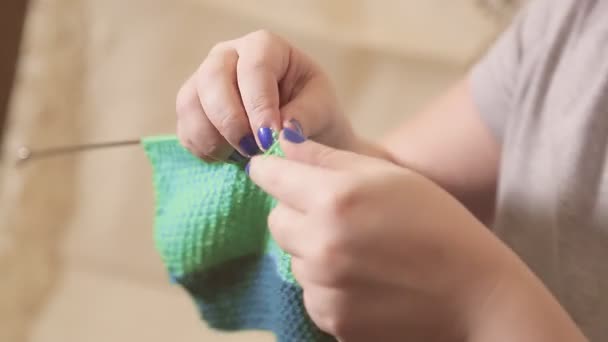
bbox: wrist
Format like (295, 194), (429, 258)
(468, 252), (587, 342)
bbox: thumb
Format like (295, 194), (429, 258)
(278, 127), (362, 170)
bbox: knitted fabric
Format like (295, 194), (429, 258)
(142, 135), (334, 342)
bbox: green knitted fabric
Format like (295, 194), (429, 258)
(142, 135), (333, 342)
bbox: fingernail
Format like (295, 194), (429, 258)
(239, 134), (260, 156)
(283, 127), (306, 144)
(245, 162), (251, 175)
(289, 119), (304, 135)
(257, 127), (274, 150)
(228, 150), (248, 163)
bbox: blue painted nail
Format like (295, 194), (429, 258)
(258, 127), (274, 150)
(289, 119), (304, 135)
(283, 127), (306, 144)
(245, 162), (251, 175)
(239, 134), (260, 156)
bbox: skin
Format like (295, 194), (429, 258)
(175, 30), (588, 341)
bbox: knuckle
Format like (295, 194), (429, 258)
(182, 138), (205, 159)
(197, 60), (225, 85)
(240, 30), (281, 69)
(197, 145), (223, 161)
(322, 181), (360, 218)
(315, 234), (345, 268)
(248, 29), (277, 46)
(242, 52), (269, 72)
(190, 132), (225, 160)
(175, 82), (196, 117)
(208, 41), (231, 55)
(317, 240), (353, 286)
(200, 139), (224, 156)
(216, 110), (244, 137)
(196, 86), (226, 114)
(199, 43), (236, 85)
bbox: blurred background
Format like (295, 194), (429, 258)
(0, 1), (518, 341)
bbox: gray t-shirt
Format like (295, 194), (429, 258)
(471, 0), (608, 339)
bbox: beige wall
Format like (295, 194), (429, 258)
(0, 1), (511, 341)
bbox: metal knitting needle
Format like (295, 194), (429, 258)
(15, 138), (240, 166)
(15, 139), (141, 165)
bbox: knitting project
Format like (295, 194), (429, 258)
(142, 135), (334, 342)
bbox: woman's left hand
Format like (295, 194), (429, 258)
(247, 127), (519, 342)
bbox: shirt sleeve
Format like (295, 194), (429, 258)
(469, 0), (549, 141)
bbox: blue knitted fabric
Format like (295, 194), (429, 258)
(142, 135), (335, 342)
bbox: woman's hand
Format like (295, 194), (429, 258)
(175, 30), (354, 162)
(247, 127), (571, 342)
(247, 127), (514, 341)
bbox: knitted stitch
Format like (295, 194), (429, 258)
(142, 135), (334, 342)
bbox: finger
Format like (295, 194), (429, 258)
(267, 203), (318, 257)
(289, 257), (307, 286)
(197, 45), (260, 157)
(278, 129), (364, 170)
(236, 31), (289, 150)
(248, 155), (336, 212)
(303, 285), (405, 341)
(279, 74), (334, 141)
(300, 285), (352, 337)
(290, 253), (353, 289)
(176, 74), (233, 161)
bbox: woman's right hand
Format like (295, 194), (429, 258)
(175, 30), (355, 162)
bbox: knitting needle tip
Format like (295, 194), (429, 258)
(16, 146), (31, 160)
(15, 146), (32, 165)
(13, 139), (142, 167)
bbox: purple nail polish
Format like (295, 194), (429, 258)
(258, 127), (274, 150)
(245, 162), (251, 175)
(289, 119), (304, 135)
(283, 127), (306, 144)
(239, 134), (260, 156)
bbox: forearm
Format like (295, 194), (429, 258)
(469, 255), (587, 342)
(344, 79), (499, 224)
(348, 137), (585, 342)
